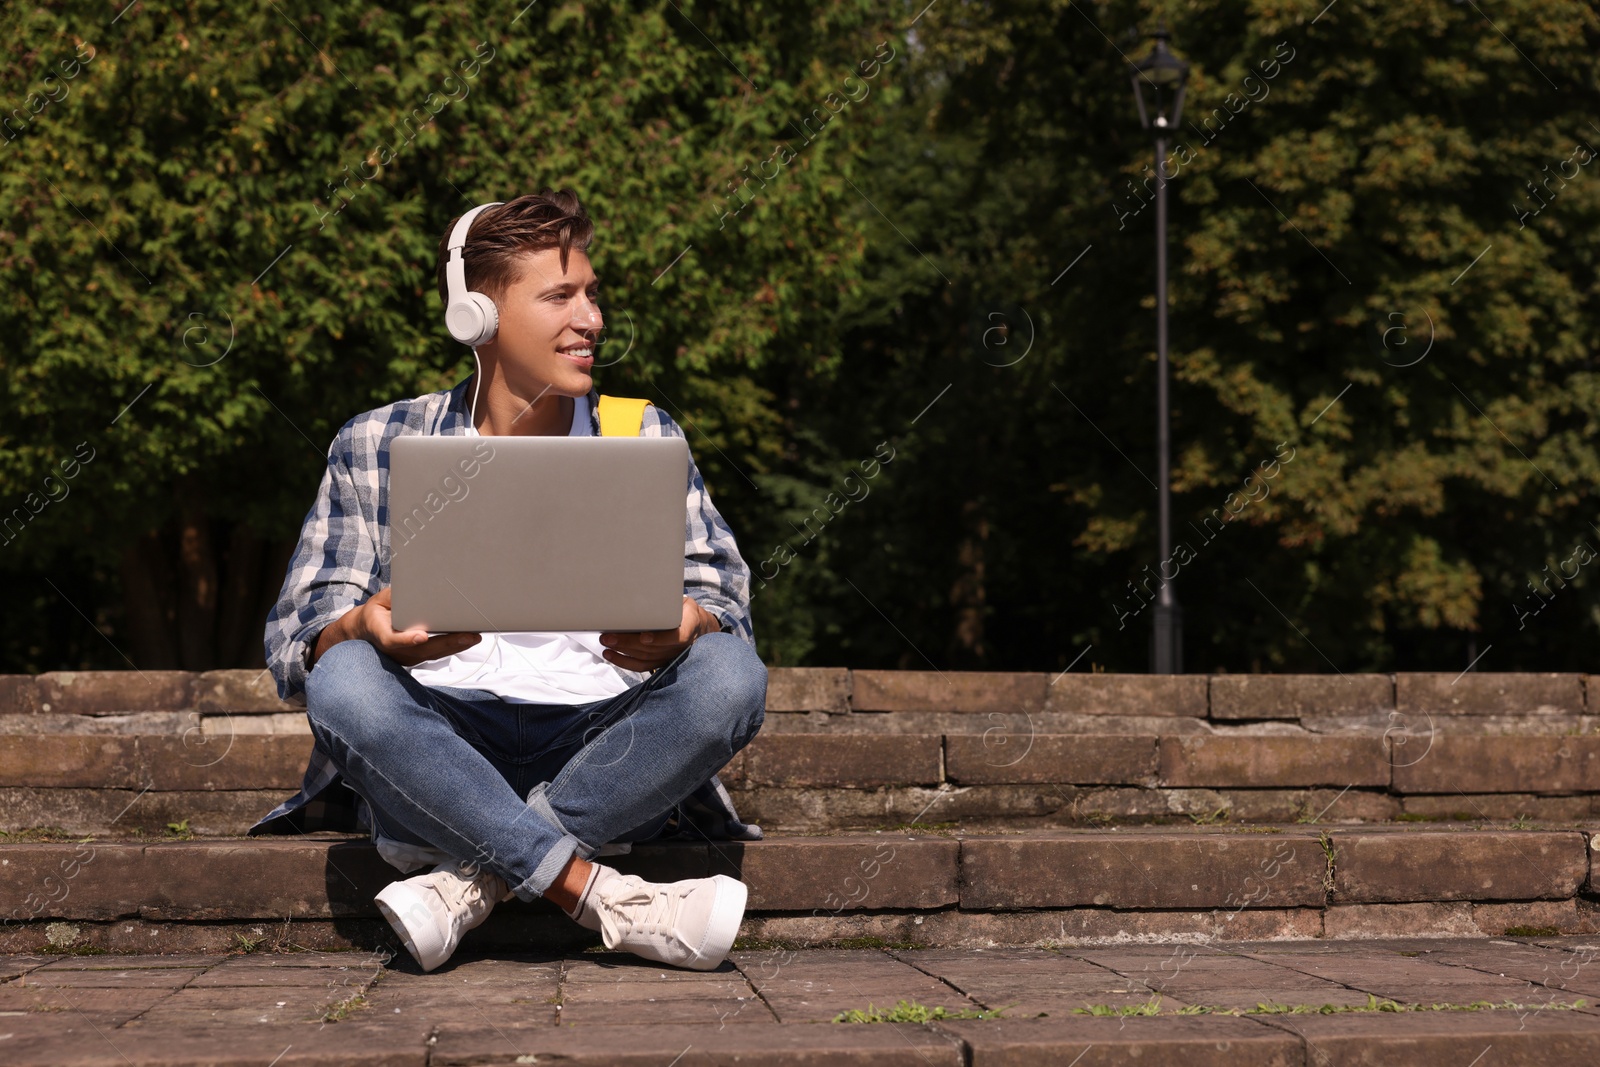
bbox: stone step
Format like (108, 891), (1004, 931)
(2, 827), (1596, 955)
(3, 731), (1600, 836)
(2, 670), (1593, 739)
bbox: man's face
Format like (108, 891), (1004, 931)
(486, 247), (602, 398)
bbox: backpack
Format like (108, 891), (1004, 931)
(596, 395), (651, 437)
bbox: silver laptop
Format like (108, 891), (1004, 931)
(387, 435), (689, 633)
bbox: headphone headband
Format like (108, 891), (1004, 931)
(448, 200), (503, 252)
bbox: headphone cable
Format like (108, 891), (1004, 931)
(452, 345), (501, 687)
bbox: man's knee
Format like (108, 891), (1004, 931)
(688, 631), (766, 750)
(304, 638), (390, 739)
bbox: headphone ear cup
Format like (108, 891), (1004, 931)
(446, 291), (499, 346)
(467, 292), (499, 346)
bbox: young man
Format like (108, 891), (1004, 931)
(254, 190), (766, 973)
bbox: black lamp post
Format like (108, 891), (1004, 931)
(1130, 23), (1189, 674)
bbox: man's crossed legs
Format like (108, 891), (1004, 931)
(304, 631), (767, 971)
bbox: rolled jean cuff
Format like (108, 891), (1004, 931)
(514, 782), (597, 901)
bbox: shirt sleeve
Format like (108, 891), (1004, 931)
(646, 406), (755, 646)
(262, 433), (383, 704)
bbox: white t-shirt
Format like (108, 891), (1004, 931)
(404, 393), (648, 704)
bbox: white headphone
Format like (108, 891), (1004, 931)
(444, 201), (504, 347)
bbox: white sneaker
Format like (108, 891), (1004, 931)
(571, 865), (746, 971)
(374, 861), (510, 972)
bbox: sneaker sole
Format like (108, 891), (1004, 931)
(687, 875), (748, 971)
(374, 882), (443, 973)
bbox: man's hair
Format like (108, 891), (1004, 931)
(435, 189), (595, 307)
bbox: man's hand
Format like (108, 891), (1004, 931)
(599, 596), (719, 672)
(311, 587), (481, 668)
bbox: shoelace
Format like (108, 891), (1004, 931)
(595, 878), (686, 948)
(437, 869), (501, 917)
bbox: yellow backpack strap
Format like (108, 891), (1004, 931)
(597, 394), (651, 437)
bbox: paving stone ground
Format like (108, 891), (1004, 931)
(5, 938), (1600, 1064)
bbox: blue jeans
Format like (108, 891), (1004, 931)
(303, 631), (767, 901)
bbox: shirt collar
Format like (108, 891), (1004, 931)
(437, 375), (600, 436)
(437, 375), (474, 435)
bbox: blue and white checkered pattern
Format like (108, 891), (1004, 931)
(252, 375), (756, 837)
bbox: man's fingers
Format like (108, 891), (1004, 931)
(407, 632), (482, 659)
(603, 635), (661, 658)
(600, 639), (650, 661)
(603, 648), (667, 671)
(602, 629), (678, 650)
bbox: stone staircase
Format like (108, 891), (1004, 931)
(2, 669), (1597, 954)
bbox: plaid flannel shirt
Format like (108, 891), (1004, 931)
(249, 375), (757, 839)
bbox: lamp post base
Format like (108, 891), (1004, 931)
(1151, 603), (1184, 674)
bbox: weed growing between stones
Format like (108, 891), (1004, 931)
(1318, 832), (1336, 893)
(320, 970), (383, 1023)
(823, 936), (923, 950)
(1075, 995), (1164, 1017)
(0, 827), (90, 842)
(320, 992), (369, 1023)
(883, 825), (953, 838)
(834, 999), (1012, 1023)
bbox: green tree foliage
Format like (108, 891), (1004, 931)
(773, 0), (1600, 673)
(0, 0), (897, 668)
(3, 0), (1598, 674)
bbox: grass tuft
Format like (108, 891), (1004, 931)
(1074, 995), (1164, 1017)
(0, 827), (94, 843)
(834, 999), (1009, 1023)
(878, 820), (960, 835)
(320, 993), (368, 1023)
(231, 932), (264, 955)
